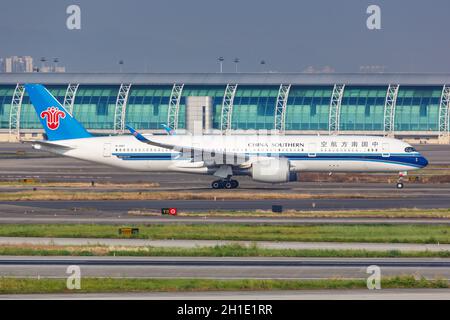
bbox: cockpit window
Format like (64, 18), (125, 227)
(404, 147), (416, 153)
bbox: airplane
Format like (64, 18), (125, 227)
(24, 84), (429, 189)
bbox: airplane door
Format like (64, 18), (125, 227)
(307, 142), (317, 157)
(382, 143), (390, 157)
(103, 143), (111, 157)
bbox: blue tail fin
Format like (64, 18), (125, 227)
(161, 124), (176, 135)
(25, 84), (92, 141)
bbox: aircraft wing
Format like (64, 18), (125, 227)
(126, 125), (250, 167)
(24, 140), (73, 150)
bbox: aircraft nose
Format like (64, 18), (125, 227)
(419, 154), (428, 168)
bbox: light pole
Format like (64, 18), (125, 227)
(40, 57), (46, 72)
(119, 60), (124, 73)
(217, 56), (224, 73)
(260, 60), (266, 72)
(233, 57), (240, 73)
(53, 58), (59, 72)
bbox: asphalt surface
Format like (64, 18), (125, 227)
(2, 289), (449, 300)
(1, 237), (449, 252)
(0, 256), (449, 280)
(1, 214), (450, 225)
(1, 197), (450, 215)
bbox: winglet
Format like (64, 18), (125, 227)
(126, 125), (150, 143)
(161, 124), (176, 135)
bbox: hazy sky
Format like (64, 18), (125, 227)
(1, 0), (449, 73)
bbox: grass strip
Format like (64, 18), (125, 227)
(0, 224), (449, 243)
(130, 208), (450, 219)
(0, 181), (159, 188)
(0, 244), (449, 258)
(0, 190), (405, 201)
(0, 276), (448, 294)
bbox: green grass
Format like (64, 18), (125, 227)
(0, 224), (449, 243)
(0, 276), (448, 294)
(0, 189), (403, 201)
(0, 244), (449, 258)
(175, 208), (450, 218)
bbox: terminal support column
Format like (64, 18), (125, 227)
(63, 83), (79, 116)
(438, 84), (450, 139)
(220, 84), (238, 134)
(274, 84), (291, 134)
(113, 83), (132, 134)
(167, 83), (184, 131)
(8, 83), (25, 140)
(328, 84), (345, 135)
(383, 84), (399, 137)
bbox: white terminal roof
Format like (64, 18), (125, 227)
(1, 72), (450, 85)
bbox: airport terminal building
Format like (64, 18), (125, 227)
(0, 73), (450, 143)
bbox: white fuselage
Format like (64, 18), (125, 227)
(33, 134), (428, 178)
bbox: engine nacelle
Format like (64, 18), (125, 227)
(251, 158), (297, 183)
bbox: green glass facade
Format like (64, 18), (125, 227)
(71, 85), (117, 129)
(395, 87), (441, 131)
(340, 86), (387, 131)
(286, 86), (332, 130)
(126, 86), (172, 129)
(231, 85), (279, 130)
(0, 84), (445, 133)
(0, 86), (14, 129)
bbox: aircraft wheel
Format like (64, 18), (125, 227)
(231, 180), (239, 189)
(396, 182), (404, 189)
(211, 181), (222, 189)
(224, 181), (233, 189)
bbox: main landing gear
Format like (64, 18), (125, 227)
(211, 179), (239, 189)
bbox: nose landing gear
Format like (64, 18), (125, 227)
(396, 171), (407, 189)
(211, 179), (239, 189)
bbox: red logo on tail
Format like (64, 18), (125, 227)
(40, 106), (66, 130)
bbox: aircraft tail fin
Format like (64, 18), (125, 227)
(161, 124), (176, 135)
(24, 84), (92, 141)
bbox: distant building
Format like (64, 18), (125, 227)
(303, 65), (336, 73)
(38, 65), (66, 73)
(0, 56), (66, 73)
(0, 56), (33, 73)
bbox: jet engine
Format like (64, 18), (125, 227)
(250, 158), (297, 183)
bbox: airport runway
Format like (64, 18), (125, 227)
(3, 289), (449, 300)
(0, 256), (449, 280)
(1, 196), (450, 215)
(1, 209), (450, 225)
(0, 215), (450, 225)
(1, 237), (449, 252)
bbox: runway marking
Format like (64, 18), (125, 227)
(1, 257), (450, 268)
(2, 289), (450, 300)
